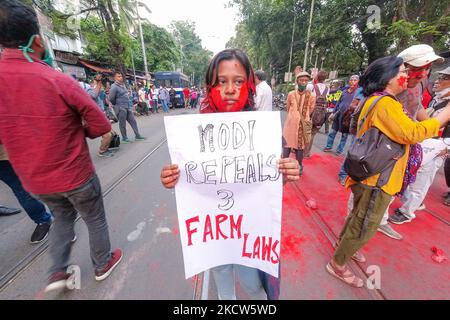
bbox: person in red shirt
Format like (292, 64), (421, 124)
(0, 0), (122, 292)
(183, 86), (190, 108)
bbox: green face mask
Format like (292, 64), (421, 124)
(298, 84), (307, 91)
(19, 34), (53, 67)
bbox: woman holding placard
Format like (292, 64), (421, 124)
(161, 49), (300, 300)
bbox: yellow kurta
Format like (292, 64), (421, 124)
(346, 95), (440, 195)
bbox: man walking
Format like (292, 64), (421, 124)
(109, 71), (146, 143)
(0, 0), (122, 291)
(159, 85), (170, 113)
(85, 74), (114, 157)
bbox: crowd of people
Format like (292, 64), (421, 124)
(1, 0), (449, 300)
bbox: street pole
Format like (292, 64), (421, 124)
(288, 1), (297, 79)
(180, 45), (184, 73)
(130, 50), (137, 84)
(135, 1), (149, 79)
(303, 0), (315, 71)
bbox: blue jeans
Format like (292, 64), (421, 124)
(0, 160), (52, 224)
(338, 134), (356, 180)
(161, 100), (169, 113)
(326, 130), (348, 154)
(211, 264), (267, 300)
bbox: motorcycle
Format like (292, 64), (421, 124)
(273, 93), (286, 111)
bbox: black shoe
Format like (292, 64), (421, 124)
(388, 209), (412, 225)
(30, 222), (51, 244)
(0, 206), (22, 216)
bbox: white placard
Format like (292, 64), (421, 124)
(164, 111), (283, 279)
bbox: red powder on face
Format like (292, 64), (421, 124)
(408, 70), (427, 79)
(397, 76), (408, 88)
(211, 82), (249, 112)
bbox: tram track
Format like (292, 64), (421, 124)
(0, 139), (169, 292)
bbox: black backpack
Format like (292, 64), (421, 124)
(343, 95), (405, 187)
(311, 85), (329, 127)
(109, 131), (121, 150)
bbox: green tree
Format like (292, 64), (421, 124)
(131, 23), (181, 72)
(170, 20), (213, 86)
(229, 0), (450, 84)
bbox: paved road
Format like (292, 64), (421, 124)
(1, 109), (448, 299)
(0, 108), (198, 299)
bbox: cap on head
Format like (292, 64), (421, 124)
(438, 66), (450, 76)
(398, 44), (444, 67)
(296, 71), (311, 80)
(349, 75), (360, 81)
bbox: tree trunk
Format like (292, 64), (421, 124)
(98, 1), (126, 78)
(397, 0), (408, 21)
(356, 19), (389, 63)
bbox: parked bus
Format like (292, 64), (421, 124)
(154, 71), (190, 108)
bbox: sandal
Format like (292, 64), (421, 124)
(351, 250), (367, 263)
(444, 197), (450, 207)
(333, 242), (367, 263)
(326, 261), (364, 288)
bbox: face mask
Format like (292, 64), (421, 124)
(298, 84), (307, 91)
(210, 82), (249, 112)
(19, 34), (53, 67)
(41, 49), (54, 66)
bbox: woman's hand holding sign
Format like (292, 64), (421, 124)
(277, 158), (300, 183)
(160, 157), (300, 189)
(161, 164), (180, 189)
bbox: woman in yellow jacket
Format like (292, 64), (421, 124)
(327, 56), (450, 287)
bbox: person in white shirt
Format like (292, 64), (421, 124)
(254, 70), (273, 111)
